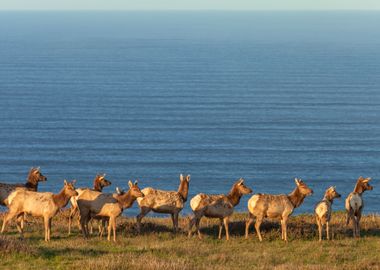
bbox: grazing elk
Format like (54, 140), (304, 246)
(315, 186), (341, 241)
(68, 174), (111, 235)
(245, 178), (313, 242)
(0, 167), (47, 206)
(188, 178), (252, 241)
(345, 176), (373, 237)
(77, 180), (144, 241)
(136, 174), (190, 233)
(1, 180), (77, 241)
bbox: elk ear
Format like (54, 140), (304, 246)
(294, 178), (300, 185)
(363, 178), (371, 183)
(134, 180), (138, 186)
(64, 179), (68, 185)
(237, 178), (244, 185)
(180, 174), (184, 181)
(128, 180), (133, 189)
(186, 175), (191, 182)
(116, 187), (122, 194)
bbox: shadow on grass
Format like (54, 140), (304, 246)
(38, 246), (106, 259)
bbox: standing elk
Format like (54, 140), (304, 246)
(77, 180), (144, 241)
(136, 174), (190, 232)
(68, 174), (111, 235)
(345, 176), (373, 237)
(315, 186), (341, 241)
(1, 180), (77, 241)
(245, 178), (313, 242)
(0, 167), (47, 206)
(188, 178), (252, 241)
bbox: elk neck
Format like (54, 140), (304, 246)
(287, 186), (306, 208)
(116, 190), (137, 209)
(24, 172), (40, 191)
(177, 180), (189, 202)
(52, 188), (72, 209)
(227, 185), (243, 207)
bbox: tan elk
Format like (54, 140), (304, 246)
(68, 174), (111, 235)
(315, 186), (341, 241)
(1, 180), (77, 241)
(188, 178), (252, 241)
(345, 176), (373, 237)
(136, 174), (190, 232)
(0, 167), (47, 206)
(245, 178), (313, 242)
(77, 180), (144, 241)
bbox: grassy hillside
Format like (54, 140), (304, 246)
(0, 211), (379, 269)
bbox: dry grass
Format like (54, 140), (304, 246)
(0, 210), (379, 269)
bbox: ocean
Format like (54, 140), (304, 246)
(0, 11), (379, 215)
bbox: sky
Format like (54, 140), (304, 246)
(0, 0), (379, 11)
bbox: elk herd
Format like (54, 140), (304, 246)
(0, 167), (375, 242)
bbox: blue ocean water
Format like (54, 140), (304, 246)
(0, 11), (379, 215)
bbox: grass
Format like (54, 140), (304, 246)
(0, 210), (379, 269)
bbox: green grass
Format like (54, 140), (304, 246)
(0, 211), (379, 269)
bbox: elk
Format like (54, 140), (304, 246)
(245, 178), (313, 242)
(1, 180), (77, 241)
(0, 167), (47, 206)
(77, 180), (144, 241)
(345, 176), (373, 237)
(68, 174), (111, 235)
(188, 178), (252, 241)
(315, 186), (341, 241)
(136, 174), (190, 233)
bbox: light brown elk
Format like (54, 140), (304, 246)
(77, 180), (144, 241)
(188, 178), (252, 241)
(1, 180), (77, 241)
(315, 186), (341, 241)
(245, 178), (313, 242)
(136, 174), (190, 232)
(345, 176), (373, 237)
(0, 167), (47, 206)
(68, 174), (111, 235)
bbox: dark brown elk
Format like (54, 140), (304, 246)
(0, 167), (47, 206)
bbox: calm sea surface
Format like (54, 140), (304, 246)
(0, 11), (379, 215)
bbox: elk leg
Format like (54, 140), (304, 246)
(136, 207), (150, 233)
(188, 216), (196, 238)
(316, 217), (322, 241)
(1, 210), (18, 234)
(89, 218), (94, 235)
(16, 213), (25, 238)
(223, 217), (230, 241)
(44, 216), (49, 242)
(282, 216), (288, 242)
(110, 217), (116, 242)
(48, 218), (52, 241)
(195, 216), (202, 239)
(326, 221), (330, 240)
(172, 212), (179, 232)
(254, 217), (263, 242)
(68, 206), (77, 235)
(245, 213), (254, 239)
(357, 211), (362, 238)
(107, 218), (112, 241)
(218, 218), (223, 239)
